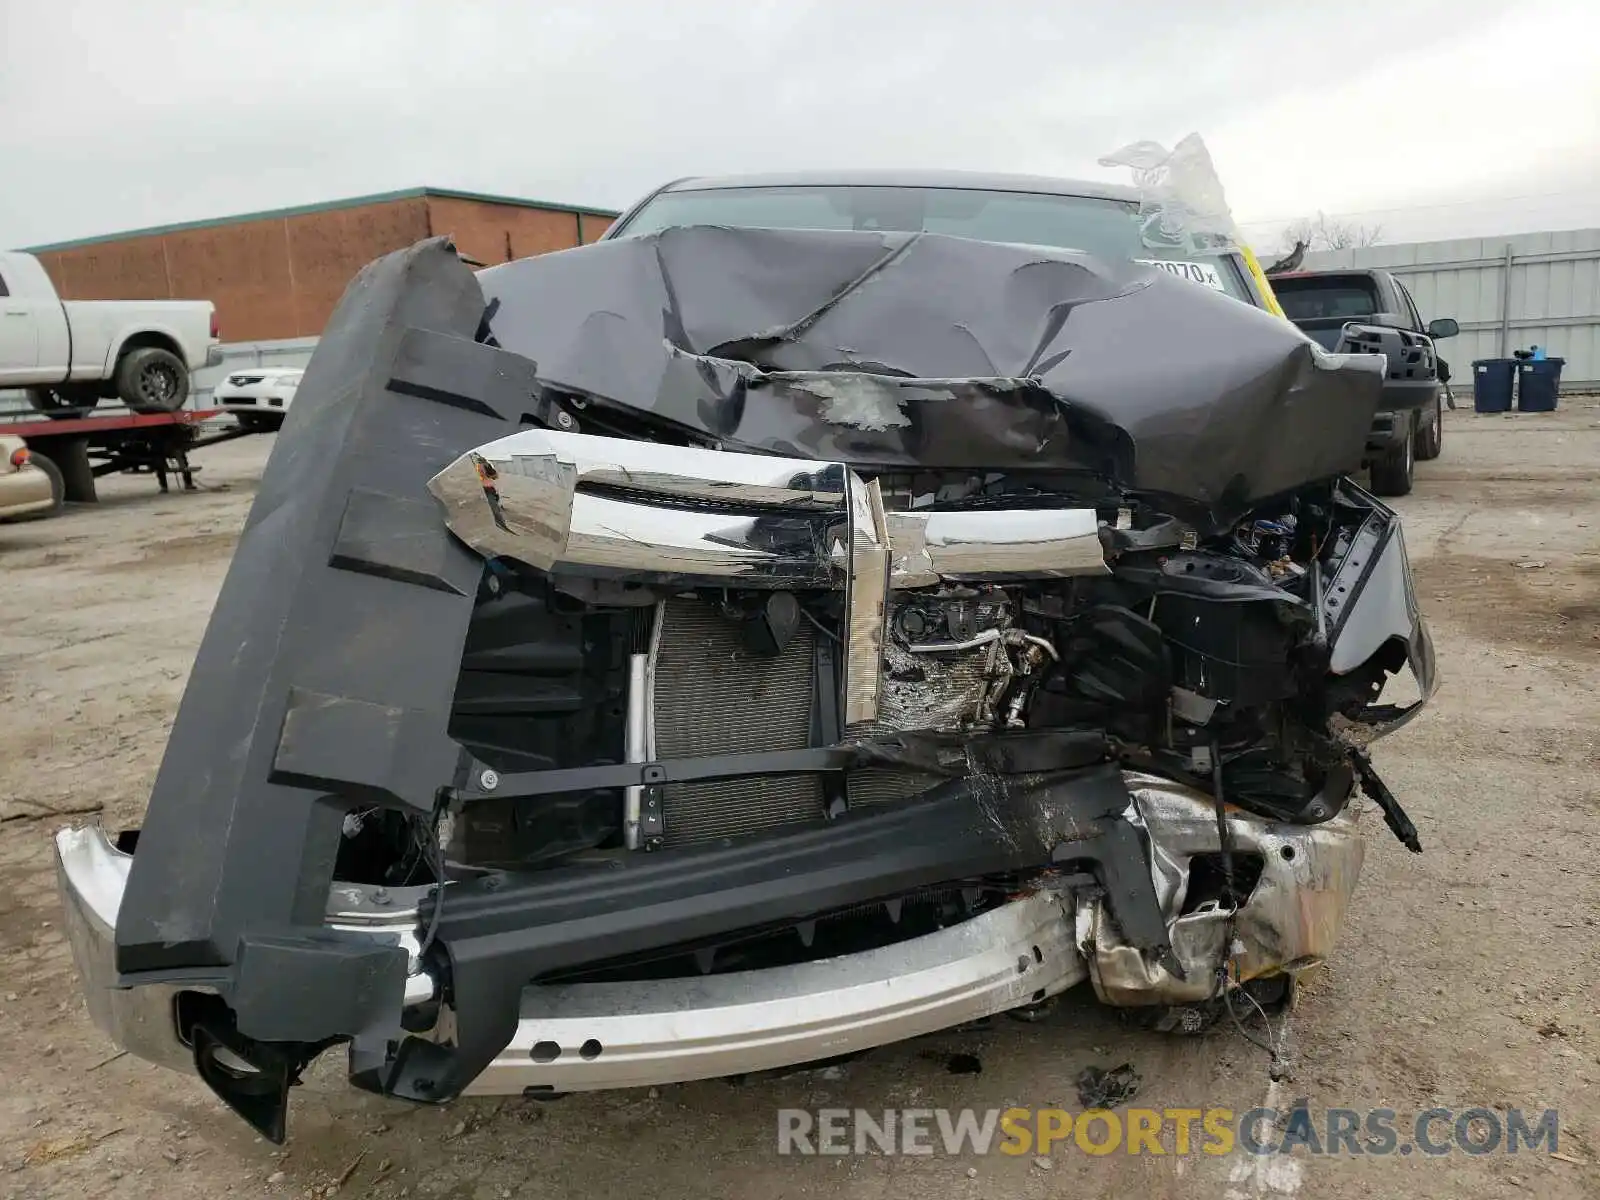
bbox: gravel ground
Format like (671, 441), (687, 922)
(1, 402), (1597, 1199)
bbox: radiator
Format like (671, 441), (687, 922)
(652, 597), (823, 846)
(847, 641), (993, 807)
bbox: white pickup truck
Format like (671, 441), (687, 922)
(0, 250), (220, 417)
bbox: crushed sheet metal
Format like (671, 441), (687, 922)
(1081, 773), (1365, 1007)
(475, 225), (1387, 531)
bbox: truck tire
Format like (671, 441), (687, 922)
(20, 449), (65, 518)
(116, 347), (190, 414)
(1415, 396), (1443, 461)
(1369, 419), (1415, 497)
(24, 387), (99, 420)
(34, 437), (97, 502)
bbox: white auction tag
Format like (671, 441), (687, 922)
(1135, 258), (1227, 292)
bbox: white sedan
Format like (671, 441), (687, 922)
(212, 366), (302, 431)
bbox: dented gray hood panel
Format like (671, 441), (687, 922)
(477, 226), (1386, 528)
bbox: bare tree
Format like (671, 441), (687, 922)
(1280, 212), (1385, 253)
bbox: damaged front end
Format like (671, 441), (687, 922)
(54, 230), (1434, 1141)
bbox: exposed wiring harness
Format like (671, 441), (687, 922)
(1210, 741), (1294, 1079)
(415, 794), (450, 961)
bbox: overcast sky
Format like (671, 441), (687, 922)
(3, 0), (1597, 252)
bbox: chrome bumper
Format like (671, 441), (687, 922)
(55, 774), (1365, 1095)
(55, 824), (1085, 1092)
(468, 891), (1083, 1094)
(55, 827), (196, 1073)
(54, 826), (434, 1075)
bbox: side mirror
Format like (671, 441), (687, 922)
(1427, 317), (1459, 340)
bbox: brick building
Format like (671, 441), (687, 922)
(25, 188), (619, 343)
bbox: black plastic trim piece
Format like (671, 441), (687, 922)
(377, 763), (1166, 1104)
(117, 239), (518, 980)
(328, 487), (471, 595)
(455, 746), (856, 802)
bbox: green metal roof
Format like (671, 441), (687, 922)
(24, 187), (621, 253)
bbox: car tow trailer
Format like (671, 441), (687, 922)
(0, 408), (258, 503)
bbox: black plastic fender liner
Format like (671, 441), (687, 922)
(378, 763), (1171, 1103)
(115, 239), (523, 1011)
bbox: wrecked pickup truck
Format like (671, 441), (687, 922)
(55, 175), (1435, 1143)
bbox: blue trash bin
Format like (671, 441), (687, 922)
(1516, 357), (1564, 412)
(1471, 359), (1517, 413)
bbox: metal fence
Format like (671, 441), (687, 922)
(1302, 227), (1600, 392)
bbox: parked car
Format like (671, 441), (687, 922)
(55, 172), (1435, 1142)
(0, 433), (59, 520)
(213, 366), (302, 431)
(1269, 269), (1459, 496)
(0, 250), (220, 417)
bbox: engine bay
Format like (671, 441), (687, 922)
(336, 469), (1431, 892)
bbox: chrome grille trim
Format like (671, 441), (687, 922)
(429, 428), (1108, 590)
(621, 606), (659, 851)
(844, 476), (889, 726)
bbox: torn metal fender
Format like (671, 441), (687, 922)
(1079, 772), (1365, 1007)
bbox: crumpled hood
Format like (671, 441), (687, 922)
(477, 225), (1385, 529)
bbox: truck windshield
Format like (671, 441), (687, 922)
(613, 184), (1255, 305)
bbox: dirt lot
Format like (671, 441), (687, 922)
(2, 404), (1598, 1200)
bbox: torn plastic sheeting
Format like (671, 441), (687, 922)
(1098, 132), (1240, 254)
(477, 225), (1384, 532)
